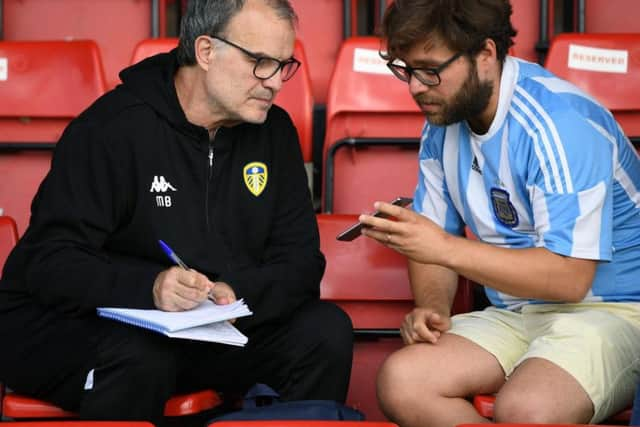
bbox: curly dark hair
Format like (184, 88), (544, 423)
(380, 0), (517, 62)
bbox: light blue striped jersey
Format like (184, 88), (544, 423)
(414, 56), (640, 310)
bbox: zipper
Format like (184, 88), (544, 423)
(205, 141), (214, 231)
(208, 144), (214, 180)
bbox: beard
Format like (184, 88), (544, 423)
(414, 60), (493, 127)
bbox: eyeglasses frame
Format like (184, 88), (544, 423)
(209, 35), (301, 82)
(386, 50), (465, 87)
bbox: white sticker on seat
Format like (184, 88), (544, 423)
(353, 48), (393, 75)
(568, 44), (628, 74)
(0, 58), (7, 81)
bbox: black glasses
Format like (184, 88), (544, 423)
(210, 35), (301, 82)
(387, 51), (465, 87)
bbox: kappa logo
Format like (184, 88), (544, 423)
(149, 175), (177, 208)
(149, 176), (177, 193)
(243, 162), (268, 197)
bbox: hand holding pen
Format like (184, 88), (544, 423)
(154, 240), (217, 311)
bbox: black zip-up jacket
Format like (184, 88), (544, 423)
(0, 51), (324, 388)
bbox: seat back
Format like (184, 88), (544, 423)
(0, 40), (107, 140)
(584, 0), (640, 33)
(0, 40), (108, 235)
(276, 39), (314, 168)
(1, 388), (221, 420)
(289, 0), (344, 104)
(129, 37), (177, 65)
(3, 0), (166, 88)
(318, 214), (473, 420)
(322, 36), (424, 213)
(319, 213), (412, 329)
(510, 0), (541, 62)
(544, 33), (640, 139)
(319, 214), (473, 327)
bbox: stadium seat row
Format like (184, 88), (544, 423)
(0, 37), (312, 235)
(0, 213), (634, 422)
(0, 211), (466, 422)
(5, 32), (639, 235)
(4, 0), (640, 104)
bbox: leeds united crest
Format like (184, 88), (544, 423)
(243, 162), (268, 197)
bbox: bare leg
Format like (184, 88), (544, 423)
(376, 333), (506, 427)
(495, 357), (593, 424)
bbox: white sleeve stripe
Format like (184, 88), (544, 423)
(531, 184), (551, 243)
(512, 95), (565, 193)
(420, 123), (430, 145)
(573, 182), (605, 259)
(515, 85), (574, 193)
(443, 124), (464, 215)
(419, 158), (448, 227)
(588, 119), (640, 208)
(510, 108), (553, 192)
(532, 76), (603, 110)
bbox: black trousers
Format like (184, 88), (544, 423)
(44, 300), (353, 426)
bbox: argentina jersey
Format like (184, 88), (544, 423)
(414, 56), (640, 310)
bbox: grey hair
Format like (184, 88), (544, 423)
(177, 0), (298, 66)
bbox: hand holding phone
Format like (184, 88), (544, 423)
(336, 197), (413, 241)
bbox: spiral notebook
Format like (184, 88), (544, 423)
(97, 299), (252, 346)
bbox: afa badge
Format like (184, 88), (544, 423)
(243, 162), (268, 197)
(490, 187), (519, 227)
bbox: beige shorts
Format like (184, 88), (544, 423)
(448, 302), (640, 423)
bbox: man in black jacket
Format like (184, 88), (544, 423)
(0, 0), (353, 424)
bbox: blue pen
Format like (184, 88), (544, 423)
(158, 239), (189, 270)
(158, 240), (216, 303)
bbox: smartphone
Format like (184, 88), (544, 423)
(336, 197), (413, 241)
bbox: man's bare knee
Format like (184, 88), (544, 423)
(494, 390), (545, 423)
(377, 349), (429, 419)
(494, 388), (591, 424)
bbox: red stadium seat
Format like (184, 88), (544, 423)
(510, 0), (541, 62)
(129, 37), (178, 65)
(319, 213), (412, 330)
(318, 214), (473, 420)
(544, 33), (640, 140)
(5, 423), (154, 427)
(130, 37), (314, 180)
(210, 422), (398, 427)
(584, 0), (640, 33)
(3, 0), (167, 88)
(472, 394), (632, 424)
(319, 214), (473, 327)
(322, 36), (424, 214)
(1, 387), (222, 420)
(0, 40), (107, 142)
(0, 40), (108, 236)
(289, 0), (344, 104)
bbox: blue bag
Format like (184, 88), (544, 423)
(208, 384), (365, 423)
